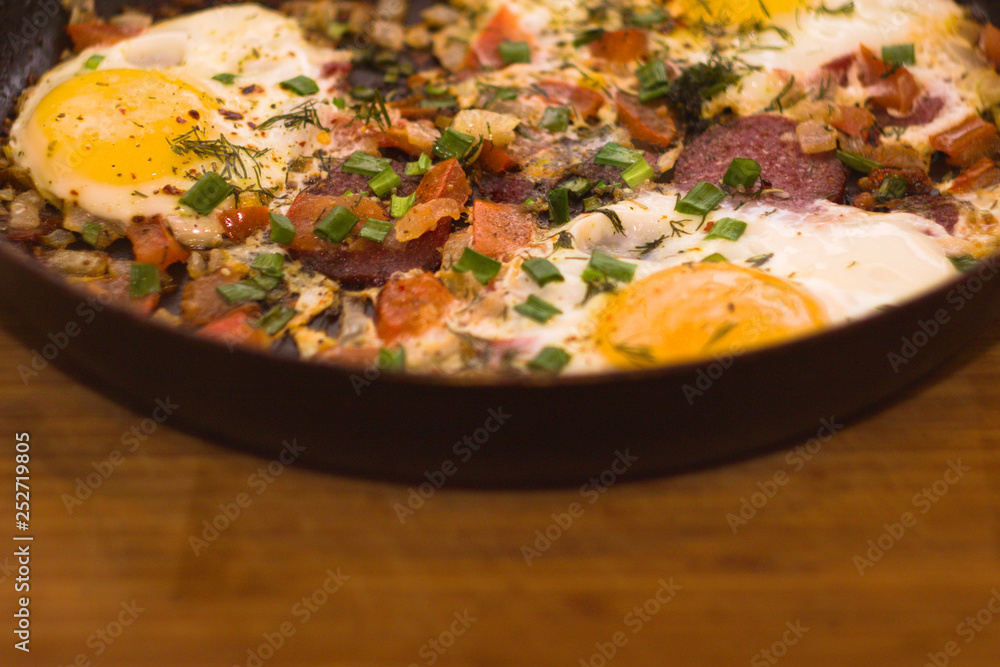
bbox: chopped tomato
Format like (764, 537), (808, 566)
(588, 29), (648, 63)
(317, 346), (381, 367)
(218, 206), (269, 242)
(478, 140), (519, 172)
(857, 44), (890, 85)
(829, 105), (875, 137)
(867, 67), (921, 116)
(536, 80), (605, 120)
(198, 308), (270, 351)
(284, 193), (387, 253)
(949, 157), (1000, 194)
(413, 158), (472, 206)
(66, 20), (144, 52)
(981, 24), (1000, 70)
(180, 273), (241, 327)
(615, 91), (678, 148)
(930, 116), (1000, 168)
(820, 52), (856, 86)
(375, 272), (454, 343)
(462, 5), (533, 70)
(471, 200), (535, 259)
(83, 278), (159, 315)
(396, 199), (462, 243)
(378, 119), (438, 157)
(126, 217), (189, 271)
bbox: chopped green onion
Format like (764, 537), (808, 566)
(250, 273), (281, 291)
(573, 28), (605, 47)
(676, 181), (725, 216)
(342, 151), (391, 177)
(377, 346), (406, 372)
(515, 295), (563, 323)
(84, 55), (105, 70)
(313, 206), (359, 244)
(582, 250), (636, 284)
(391, 193), (416, 218)
(881, 43), (915, 67)
(582, 196), (601, 212)
(949, 254), (977, 272)
(81, 220), (101, 247)
(212, 73), (237, 84)
(621, 157), (654, 188)
(433, 129), (476, 160)
(630, 8), (669, 25)
(405, 153), (433, 176)
(425, 84), (449, 96)
(547, 188), (570, 225)
(636, 59), (669, 89)
(251, 253), (284, 278)
(269, 213), (296, 245)
(540, 106), (570, 132)
(702, 252), (729, 263)
(638, 83), (672, 104)
(528, 347), (571, 374)
(419, 96), (458, 109)
(358, 218), (393, 243)
(499, 40), (531, 64)
(256, 306), (295, 336)
(522, 257), (564, 287)
(326, 21), (349, 41)
(129, 264), (161, 298)
(746, 252), (773, 267)
(453, 248), (502, 284)
(558, 177), (592, 198)
(594, 142), (643, 168)
(349, 85), (377, 101)
(332, 97), (346, 110)
(835, 150), (881, 174)
(280, 75), (320, 96)
(179, 172), (234, 215)
(705, 217), (748, 241)
(368, 166), (402, 198)
(723, 157), (761, 190)
(875, 173), (908, 202)
(217, 282), (267, 304)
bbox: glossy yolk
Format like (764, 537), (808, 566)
(676, 0), (801, 25)
(28, 69), (217, 186)
(596, 262), (827, 368)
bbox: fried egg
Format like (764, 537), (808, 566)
(8, 5), (341, 228)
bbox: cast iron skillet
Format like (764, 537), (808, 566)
(1, 0), (999, 487)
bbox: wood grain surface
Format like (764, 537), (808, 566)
(1, 297), (999, 667)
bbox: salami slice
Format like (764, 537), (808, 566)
(673, 114), (848, 209)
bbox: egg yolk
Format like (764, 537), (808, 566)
(676, 0), (800, 25)
(596, 262), (826, 368)
(28, 69), (218, 186)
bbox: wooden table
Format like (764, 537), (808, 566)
(1, 297), (998, 667)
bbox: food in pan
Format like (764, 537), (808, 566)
(3, 0), (1000, 376)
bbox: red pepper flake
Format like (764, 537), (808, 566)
(188, 110), (201, 121)
(241, 84), (264, 96)
(218, 109), (244, 121)
(162, 184), (183, 196)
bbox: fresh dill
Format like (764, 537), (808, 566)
(746, 252), (774, 267)
(704, 322), (737, 349)
(355, 91), (391, 131)
(593, 208), (625, 235)
(635, 234), (667, 257)
(816, 1), (855, 15)
(257, 100), (328, 132)
(168, 126), (271, 192)
(614, 344), (656, 364)
(554, 231), (575, 250)
(764, 75), (796, 112)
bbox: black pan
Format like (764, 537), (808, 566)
(2, 0), (999, 486)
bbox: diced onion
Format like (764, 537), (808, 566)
(795, 120), (838, 154)
(9, 192), (41, 230)
(450, 109), (521, 147)
(164, 214), (224, 249)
